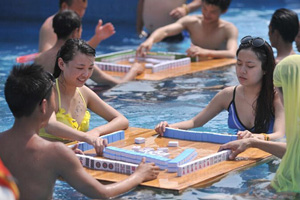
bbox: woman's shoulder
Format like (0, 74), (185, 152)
(219, 86), (236, 97)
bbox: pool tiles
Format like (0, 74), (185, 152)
(177, 150), (231, 177)
(94, 49), (191, 73)
(163, 127), (237, 144)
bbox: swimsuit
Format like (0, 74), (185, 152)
(227, 86), (274, 133)
(39, 79), (90, 142)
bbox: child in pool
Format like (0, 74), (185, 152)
(39, 38), (129, 154)
(155, 36), (285, 141)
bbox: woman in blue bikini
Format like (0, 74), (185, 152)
(155, 36), (285, 141)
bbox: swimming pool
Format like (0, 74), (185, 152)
(0, 1), (300, 199)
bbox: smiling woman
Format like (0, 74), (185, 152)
(155, 36), (285, 141)
(39, 38), (129, 154)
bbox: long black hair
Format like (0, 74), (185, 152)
(53, 38), (96, 78)
(236, 38), (275, 133)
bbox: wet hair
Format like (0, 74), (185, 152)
(236, 37), (276, 133)
(270, 8), (299, 43)
(202, 0), (231, 12)
(4, 64), (54, 118)
(53, 10), (81, 40)
(59, 0), (87, 8)
(53, 38), (95, 78)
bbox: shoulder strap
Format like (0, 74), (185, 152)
(55, 79), (61, 109)
(77, 88), (87, 108)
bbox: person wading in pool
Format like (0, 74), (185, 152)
(35, 10), (144, 86)
(268, 8), (299, 64)
(136, 0), (202, 39)
(137, 0), (238, 59)
(39, 0), (114, 53)
(39, 38), (133, 147)
(0, 64), (159, 199)
(220, 55), (300, 194)
(155, 36), (285, 141)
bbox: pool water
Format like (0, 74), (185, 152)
(0, 1), (300, 199)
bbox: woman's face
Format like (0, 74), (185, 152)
(236, 49), (265, 87)
(60, 51), (94, 87)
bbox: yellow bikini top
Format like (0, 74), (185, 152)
(39, 79), (90, 143)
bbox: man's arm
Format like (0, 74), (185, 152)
(90, 63), (144, 86)
(55, 144), (159, 199)
(87, 20), (115, 49)
(137, 20), (186, 56)
(219, 138), (286, 159)
(170, 0), (202, 19)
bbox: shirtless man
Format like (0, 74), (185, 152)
(38, 0), (115, 52)
(137, 0), (238, 59)
(268, 8), (299, 64)
(136, 0), (202, 38)
(35, 10), (144, 86)
(0, 64), (159, 199)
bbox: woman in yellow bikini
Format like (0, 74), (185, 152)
(40, 39), (129, 154)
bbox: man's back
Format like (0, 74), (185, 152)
(35, 46), (59, 73)
(39, 15), (57, 52)
(0, 130), (63, 199)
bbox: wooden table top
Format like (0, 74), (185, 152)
(76, 127), (272, 193)
(102, 58), (236, 81)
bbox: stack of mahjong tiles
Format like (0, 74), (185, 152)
(103, 146), (203, 175)
(177, 149), (231, 177)
(94, 49), (191, 73)
(163, 127), (238, 144)
(68, 130), (139, 175)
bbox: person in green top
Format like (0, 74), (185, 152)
(220, 55), (300, 194)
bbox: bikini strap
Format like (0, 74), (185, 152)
(227, 86), (238, 111)
(77, 88), (87, 108)
(55, 79), (62, 109)
(232, 86), (238, 101)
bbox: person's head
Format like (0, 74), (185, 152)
(54, 39), (95, 86)
(4, 64), (55, 119)
(201, 0), (231, 22)
(236, 36), (276, 133)
(268, 8), (299, 47)
(59, 0), (88, 18)
(295, 24), (300, 52)
(53, 10), (82, 40)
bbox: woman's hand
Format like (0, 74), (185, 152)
(154, 121), (169, 136)
(237, 130), (253, 139)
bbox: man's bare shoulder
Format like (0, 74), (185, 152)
(178, 15), (202, 24)
(40, 15), (55, 33)
(219, 19), (238, 33)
